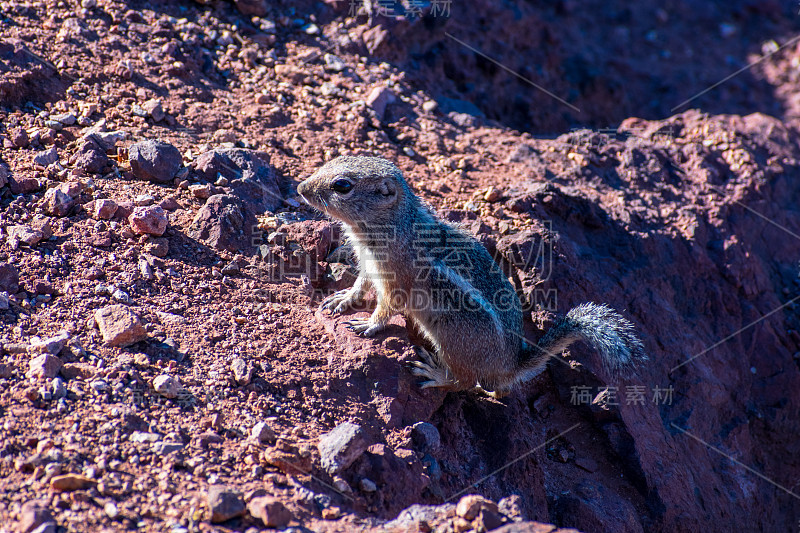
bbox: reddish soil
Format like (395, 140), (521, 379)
(1, 1), (799, 532)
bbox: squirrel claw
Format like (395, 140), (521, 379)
(412, 346), (437, 366)
(474, 385), (509, 399)
(344, 318), (383, 337)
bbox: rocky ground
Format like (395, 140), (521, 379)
(1, 1), (800, 532)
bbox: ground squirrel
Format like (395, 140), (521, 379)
(297, 156), (646, 397)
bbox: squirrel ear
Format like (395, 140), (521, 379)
(378, 178), (397, 197)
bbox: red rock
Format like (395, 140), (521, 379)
(113, 201), (134, 220)
(92, 199), (118, 220)
(207, 485), (245, 523)
(410, 421), (440, 453)
(56, 181), (83, 198)
(159, 196), (180, 211)
(498, 495), (526, 522)
(193, 148), (282, 213)
(142, 98), (164, 122)
(152, 374), (181, 399)
(60, 362), (97, 380)
(248, 496), (292, 528)
(26, 354), (63, 379)
(0, 39), (64, 107)
(9, 176), (41, 194)
(33, 147), (58, 167)
(70, 138), (110, 174)
(366, 86), (396, 120)
(42, 187), (75, 217)
(28, 331), (69, 355)
(144, 238), (169, 257)
(90, 231), (113, 248)
(281, 220), (334, 259)
(318, 422), (370, 475)
(189, 183), (213, 199)
(8, 225), (43, 246)
(456, 495), (498, 521)
(476, 508), (505, 531)
(321, 507), (341, 520)
(11, 128), (29, 148)
(383, 503), (456, 532)
(29, 216), (53, 240)
(195, 432), (225, 447)
(32, 280), (56, 295)
(250, 421), (276, 444)
(491, 523), (558, 533)
(50, 473), (96, 491)
(129, 205), (168, 236)
(0, 262), (19, 293)
(274, 64), (305, 84)
(187, 194), (246, 252)
(355, 444), (427, 515)
(17, 500), (53, 533)
(94, 305), (147, 347)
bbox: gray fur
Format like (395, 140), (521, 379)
(298, 156), (646, 397)
(518, 302), (647, 386)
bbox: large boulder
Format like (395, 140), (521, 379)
(129, 140), (182, 183)
(193, 148), (282, 213)
(187, 194), (249, 253)
(188, 149), (283, 254)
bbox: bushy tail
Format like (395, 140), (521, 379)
(520, 303), (647, 381)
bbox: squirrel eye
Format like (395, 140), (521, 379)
(331, 179), (354, 194)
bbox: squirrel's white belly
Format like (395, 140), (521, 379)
(357, 245), (392, 300)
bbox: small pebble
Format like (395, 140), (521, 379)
(422, 100), (438, 113)
(135, 194), (155, 206)
(359, 478), (377, 492)
(153, 374), (181, 399)
(324, 54), (345, 72)
(104, 502), (118, 519)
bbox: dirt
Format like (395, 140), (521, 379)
(1, 1), (799, 532)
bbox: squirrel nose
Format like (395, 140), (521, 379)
(297, 179), (309, 197)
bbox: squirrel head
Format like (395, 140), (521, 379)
(297, 156), (410, 227)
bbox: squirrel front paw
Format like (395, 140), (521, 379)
(321, 288), (360, 315)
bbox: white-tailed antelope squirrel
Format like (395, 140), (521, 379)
(297, 156), (646, 397)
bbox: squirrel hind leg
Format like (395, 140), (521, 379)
(408, 346), (464, 391)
